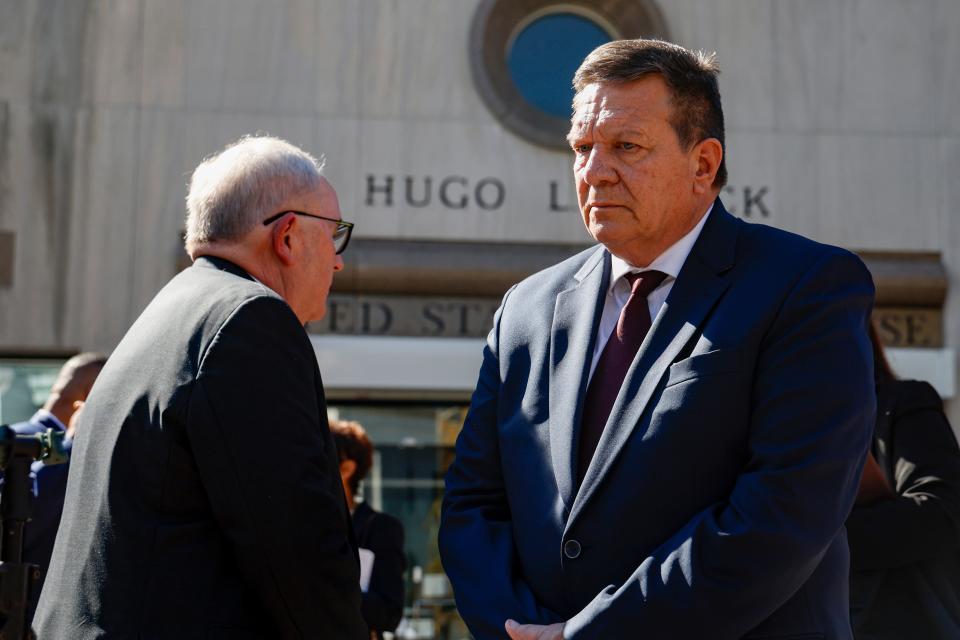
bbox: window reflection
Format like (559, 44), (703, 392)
(0, 359), (67, 425)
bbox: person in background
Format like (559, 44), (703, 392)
(847, 325), (960, 639)
(3, 352), (106, 623)
(331, 418), (405, 640)
(5, 353), (105, 439)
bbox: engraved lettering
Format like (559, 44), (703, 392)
(743, 186), (770, 218)
(404, 176), (432, 208)
(365, 175), (394, 207)
(549, 180), (577, 212)
(439, 177), (469, 209)
(327, 300), (352, 333)
(360, 301), (393, 334)
(879, 314), (902, 345)
(474, 178), (505, 210)
(905, 314), (930, 346)
(422, 304), (446, 335)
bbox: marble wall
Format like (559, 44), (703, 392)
(0, 0), (958, 414)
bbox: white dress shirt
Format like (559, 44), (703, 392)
(588, 204), (714, 380)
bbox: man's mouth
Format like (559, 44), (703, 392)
(589, 202), (622, 213)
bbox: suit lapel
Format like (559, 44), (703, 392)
(568, 202), (741, 526)
(549, 247), (610, 511)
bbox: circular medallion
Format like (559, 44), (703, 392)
(470, 0), (670, 149)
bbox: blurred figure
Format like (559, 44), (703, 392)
(331, 418), (405, 640)
(847, 325), (960, 638)
(3, 352), (106, 624)
(34, 135), (367, 639)
(6, 353), (106, 438)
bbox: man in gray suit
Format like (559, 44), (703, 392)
(440, 39), (875, 639)
(34, 135), (368, 639)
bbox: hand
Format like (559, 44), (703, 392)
(66, 400), (85, 439)
(505, 619), (565, 640)
(855, 452), (895, 507)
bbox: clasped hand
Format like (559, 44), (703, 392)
(505, 619), (565, 640)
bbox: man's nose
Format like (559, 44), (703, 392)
(581, 147), (617, 185)
(333, 254), (344, 272)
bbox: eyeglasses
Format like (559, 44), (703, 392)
(262, 210), (354, 255)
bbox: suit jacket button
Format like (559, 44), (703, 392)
(564, 539), (581, 559)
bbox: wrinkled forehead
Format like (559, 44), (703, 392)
(570, 83), (602, 119)
(568, 89), (637, 139)
(316, 176), (335, 200)
(568, 78), (670, 137)
(317, 178), (342, 218)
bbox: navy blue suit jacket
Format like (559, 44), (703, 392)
(440, 201), (876, 639)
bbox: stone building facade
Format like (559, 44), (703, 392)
(1, 2), (957, 635)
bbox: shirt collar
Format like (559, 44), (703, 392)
(248, 274), (280, 298)
(609, 202), (714, 292)
(33, 408), (68, 432)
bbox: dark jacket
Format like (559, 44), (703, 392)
(441, 201), (876, 639)
(33, 256), (368, 639)
(847, 379), (960, 639)
(353, 501), (405, 638)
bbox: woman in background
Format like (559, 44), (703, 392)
(847, 326), (960, 638)
(330, 418), (406, 640)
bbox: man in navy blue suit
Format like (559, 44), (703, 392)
(440, 39), (876, 639)
(5, 352), (106, 623)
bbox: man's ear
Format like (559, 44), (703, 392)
(270, 214), (297, 266)
(691, 138), (723, 194)
(339, 458), (357, 482)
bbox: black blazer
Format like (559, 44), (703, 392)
(353, 501), (405, 638)
(33, 257), (368, 639)
(847, 379), (960, 638)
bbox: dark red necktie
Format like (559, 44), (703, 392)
(577, 270), (668, 487)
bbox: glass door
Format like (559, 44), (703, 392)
(328, 402), (471, 640)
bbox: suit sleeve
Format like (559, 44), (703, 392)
(564, 248), (876, 639)
(186, 296), (368, 639)
(360, 513), (406, 634)
(440, 285), (564, 639)
(847, 380), (960, 569)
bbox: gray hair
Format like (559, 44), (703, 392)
(184, 135), (325, 255)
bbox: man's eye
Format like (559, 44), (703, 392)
(619, 142), (637, 150)
(573, 144), (591, 153)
